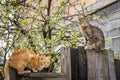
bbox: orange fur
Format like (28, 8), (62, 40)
(4, 48), (51, 80)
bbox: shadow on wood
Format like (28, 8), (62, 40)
(9, 67), (20, 80)
(115, 59), (120, 80)
(70, 47), (87, 80)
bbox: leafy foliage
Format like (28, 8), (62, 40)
(0, 0), (82, 73)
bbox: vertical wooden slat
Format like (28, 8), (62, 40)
(96, 51), (102, 80)
(115, 59), (120, 80)
(87, 50), (109, 80)
(102, 50), (109, 80)
(60, 47), (67, 74)
(70, 48), (79, 80)
(60, 47), (71, 80)
(87, 50), (96, 80)
(66, 48), (72, 80)
(9, 67), (19, 80)
(78, 47), (87, 80)
(108, 50), (116, 80)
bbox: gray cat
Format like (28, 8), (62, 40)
(78, 16), (105, 51)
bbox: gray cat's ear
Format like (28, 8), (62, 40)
(87, 15), (90, 18)
(78, 15), (83, 23)
(86, 15), (91, 21)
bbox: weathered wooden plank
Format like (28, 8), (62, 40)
(39, 78), (65, 80)
(87, 50), (109, 80)
(115, 59), (120, 80)
(60, 47), (71, 80)
(87, 50), (97, 80)
(40, 78), (66, 80)
(102, 50), (109, 80)
(108, 50), (116, 80)
(96, 51), (103, 80)
(66, 48), (71, 80)
(9, 67), (20, 80)
(25, 72), (65, 78)
(19, 77), (66, 80)
(70, 48), (79, 80)
(60, 47), (67, 74)
(78, 47), (87, 80)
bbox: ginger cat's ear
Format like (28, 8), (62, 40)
(31, 56), (37, 62)
(43, 55), (45, 57)
(47, 56), (51, 59)
(49, 56), (51, 58)
(37, 54), (39, 56)
(40, 56), (45, 60)
(41, 54), (45, 57)
(31, 56), (34, 59)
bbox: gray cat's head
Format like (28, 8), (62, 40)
(78, 16), (90, 27)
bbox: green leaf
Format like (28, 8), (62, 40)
(105, 37), (112, 42)
(38, 0), (42, 3)
(16, 5), (22, 11)
(81, 0), (86, 6)
(92, 14), (100, 20)
(60, 0), (65, 4)
(29, 2), (33, 7)
(84, 7), (88, 12)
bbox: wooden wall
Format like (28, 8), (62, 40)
(9, 47), (116, 80)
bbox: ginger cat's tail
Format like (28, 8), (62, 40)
(4, 61), (10, 80)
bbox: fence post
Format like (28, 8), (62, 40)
(86, 50), (109, 80)
(78, 47), (87, 80)
(60, 47), (71, 80)
(70, 48), (80, 80)
(108, 50), (116, 80)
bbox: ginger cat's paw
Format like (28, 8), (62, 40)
(23, 70), (31, 74)
(38, 66), (44, 71)
(32, 69), (38, 72)
(18, 70), (31, 75)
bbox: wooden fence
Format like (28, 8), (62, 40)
(9, 47), (116, 80)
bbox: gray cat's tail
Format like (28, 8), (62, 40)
(4, 61), (10, 80)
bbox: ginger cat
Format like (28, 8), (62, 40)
(78, 16), (105, 51)
(4, 48), (51, 80)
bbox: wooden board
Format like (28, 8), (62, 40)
(78, 47), (87, 80)
(86, 50), (109, 80)
(108, 50), (116, 80)
(115, 59), (120, 80)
